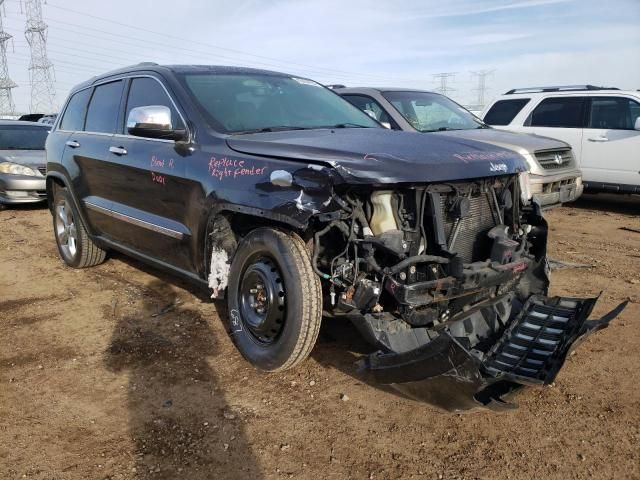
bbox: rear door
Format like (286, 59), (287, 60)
(520, 96), (587, 160)
(105, 75), (193, 271)
(580, 96), (640, 188)
(62, 81), (125, 236)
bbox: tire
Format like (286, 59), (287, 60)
(227, 227), (322, 371)
(52, 186), (106, 268)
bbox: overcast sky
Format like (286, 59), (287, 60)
(1, 0), (639, 114)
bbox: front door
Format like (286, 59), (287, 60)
(105, 76), (195, 272)
(581, 96), (640, 187)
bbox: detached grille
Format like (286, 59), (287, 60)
(483, 296), (595, 384)
(37, 166), (47, 175)
(440, 192), (496, 263)
(535, 150), (573, 170)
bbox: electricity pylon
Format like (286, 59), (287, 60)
(0, 0), (17, 116)
(470, 69), (494, 109)
(24, 0), (55, 113)
(433, 72), (456, 96)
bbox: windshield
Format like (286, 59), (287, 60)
(0, 125), (49, 150)
(178, 73), (380, 133)
(382, 91), (484, 132)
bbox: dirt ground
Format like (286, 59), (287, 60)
(1, 193), (638, 480)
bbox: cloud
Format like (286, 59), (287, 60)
(0, 0), (638, 113)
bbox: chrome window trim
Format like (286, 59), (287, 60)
(55, 73), (189, 143)
(84, 201), (184, 240)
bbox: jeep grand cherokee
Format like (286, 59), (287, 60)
(45, 64), (625, 411)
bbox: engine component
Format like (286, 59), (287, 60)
(370, 191), (398, 235)
(352, 279), (381, 311)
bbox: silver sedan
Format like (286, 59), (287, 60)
(0, 120), (50, 205)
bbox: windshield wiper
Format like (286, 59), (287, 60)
(325, 123), (373, 129)
(233, 126), (312, 135)
(422, 127), (466, 132)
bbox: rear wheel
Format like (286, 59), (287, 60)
(227, 228), (322, 371)
(52, 186), (106, 268)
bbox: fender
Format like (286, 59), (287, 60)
(45, 171), (99, 241)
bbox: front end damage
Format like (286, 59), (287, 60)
(309, 174), (626, 411)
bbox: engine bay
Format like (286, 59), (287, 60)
(312, 174), (549, 351)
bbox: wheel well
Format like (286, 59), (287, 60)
(46, 177), (65, 212)
(203, 211), (310, 294)
(227, 212), (303, 239)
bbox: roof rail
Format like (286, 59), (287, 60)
(326, 84), (346, 89)
(137, 62), (159, 66)
(505, 85), (619, 94)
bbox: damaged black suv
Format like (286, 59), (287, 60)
(46, 64), (625, 411)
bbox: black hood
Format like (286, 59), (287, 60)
(227, 128), (529, 184)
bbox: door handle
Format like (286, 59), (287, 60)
(588, 136), (609, 142)
(109, 146), (128, 156)
(65, 140), (80, 148)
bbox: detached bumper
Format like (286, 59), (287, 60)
(362, 295), (627, 412)
(0, 173), (46, 204)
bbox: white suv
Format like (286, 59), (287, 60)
(481, 85), (640, 194)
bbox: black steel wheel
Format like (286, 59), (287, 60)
(238, 256), (287, 344)
(227, 228), (322, 371)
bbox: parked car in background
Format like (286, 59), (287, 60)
(45, 64), (624, 411)
(336, 87), (583, 209)
(38, 114), (58, 126)
(481, 85), (640, 194)
(0, 120), (50, 205)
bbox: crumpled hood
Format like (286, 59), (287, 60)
(0, 149), (45, 168)
(434, 128), (571, 154)
(226, 128), (529, 184)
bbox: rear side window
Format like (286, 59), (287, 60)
(342, 94), (399, 129)
(484, 99), (530, 125)
(85, 80), (124, 133)
(527, 97), (586, 128)
(125, 77), (184, 131)
(59, 89), (91, 131)
(588, 97), (640, 130)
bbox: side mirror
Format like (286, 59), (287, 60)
(381, 122), (392, 129)
(635, 117), (640, 131)
(127, 105), (186, 141)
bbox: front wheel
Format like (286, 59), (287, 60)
(227, 228), (322, 371)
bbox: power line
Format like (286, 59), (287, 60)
(40, 0), (406, 83)
(7, 4), (420, 86)
(4, 14), (403, 86)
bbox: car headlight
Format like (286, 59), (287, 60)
(0, 162), (38, 176)
(518, 172), (532, 204)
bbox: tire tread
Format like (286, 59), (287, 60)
(270, 229), (322, 371)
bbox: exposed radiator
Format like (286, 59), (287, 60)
(440, 192), (496, 263)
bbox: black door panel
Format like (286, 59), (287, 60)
(104, 135), (195, 271)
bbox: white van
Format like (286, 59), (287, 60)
(481, 86), (640, 194)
